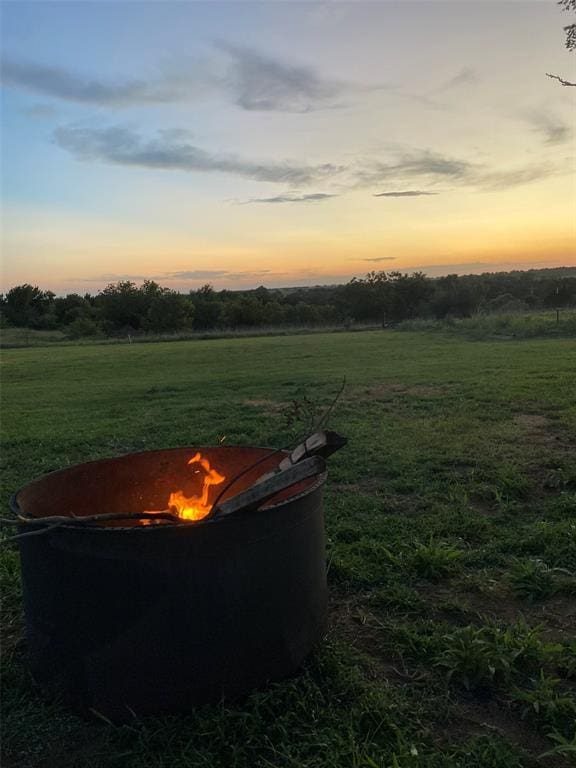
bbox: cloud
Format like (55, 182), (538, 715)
(164, 270), (230, 280)
(54, 123), (560, 196)
(240, 193), (338, 204)
(353, 150), (475, 188)
(360, 257), (397, 262)
(475, 164), (556, 191)
(373, 190), (439, 197)
(436, 67), (479, 92)
(78, 273), (152, 282)
(165, 269), (280, 282)
(22, 103), (60, 120)
(54, 125), (342, 185)
(520, 110), (572, 145)
(2, 46), (352, 113)
(357, 149), (557, 194)
(1, 58), (180, 106)
(215, 42), (343, 112)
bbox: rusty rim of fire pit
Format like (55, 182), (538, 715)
(9, 445), (328, 533)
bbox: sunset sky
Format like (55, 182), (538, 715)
(1, 0), (575, 295)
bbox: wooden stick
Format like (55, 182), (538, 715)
(212, 456), (325, 519)
(256, 430), (347, 484)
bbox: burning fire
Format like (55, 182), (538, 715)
(167, 452), (226, 521)
(145, 452), (226, 524)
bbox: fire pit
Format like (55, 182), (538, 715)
(11, 437), (343, 721)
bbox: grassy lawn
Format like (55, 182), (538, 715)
(1, 330), (575, 767)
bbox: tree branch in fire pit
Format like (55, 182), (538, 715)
(1, 511), (183, 543)
(211, 455), (326, 519)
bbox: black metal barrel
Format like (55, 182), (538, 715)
(12, 447), (328, 721)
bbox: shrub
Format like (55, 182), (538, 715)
(436, 619), (560, 691)
(509, 559), (556, 602)
(66, 317), (100, 339)
(511, 671), (576, 733)
(411, 539), (462, 581)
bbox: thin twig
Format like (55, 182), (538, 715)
(546, 72), (576, 86)
(8, 511), (180, 527)
(312, 376), (346, 432)
(0, 511), (183, 543)
(3, 522), (68, 543)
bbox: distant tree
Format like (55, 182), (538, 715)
(431, 275), (478, 319)
(146, 291), (193, 333)
(3, 284), (55, 327)
(97, 281), (148, 332)
(385, 271), (433, 322)
(66, 316), (100, 339)
(222, 296), (265, 327)
(54, 293), (93, 326)
(339, 275), (386, 322)
(253, 286), (272, 304)
(190, 285), (224, 330)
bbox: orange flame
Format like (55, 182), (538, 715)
(166, 452), (226, 522)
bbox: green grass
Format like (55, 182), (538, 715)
(398, 310), (576, 340)
(2, 330), (576, 767)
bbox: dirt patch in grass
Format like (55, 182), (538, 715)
(514, 413), (573, 448)
(327, 591), (411, 683)
(424, 583), (576, 639)
(514, 414), (551, 430)
(454, 699), (569, 767)
(356, 383), (455, 400)
(243, 398), (287, 414)
(417, 583), (522, 625)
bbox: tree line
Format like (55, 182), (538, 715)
(1, 268), (574, 339)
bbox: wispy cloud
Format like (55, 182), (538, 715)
(76, 269), (281, 284)
(373, 190), (439, 197)
(360, 257), (397, 262)
(519, 109), (572, 145)
(435, 66), (479, 93)
(475, 164), (556, 191)
(359, 149), (557, 193)
(399, 67), (480, 111)
(22, 103), (60, 120)
(54, 125), (342, 185)
(2, 46), (355, 114)
(1, 58), (180, 106)
(78, 273), (153, 283)
(54, 123), (560, 196)
(164, 270), (230, 280)
(216, 41), (343, 112)
(353, 150), (475, 188)
(240, 193), (337, 204)
(4, 45), (388, 114)
(163, 268), (281, 283)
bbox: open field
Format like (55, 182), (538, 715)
(1, 330), (575, 767)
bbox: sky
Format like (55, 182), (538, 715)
(1, 0), (575, 295)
